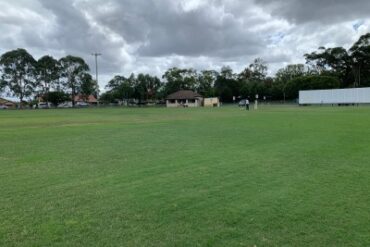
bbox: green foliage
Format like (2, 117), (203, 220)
(0, 77), (5, 93)
(210, 60), (272, 102)
(197, 70), (217, 97)
(99, 91), (117, 104)
(0, 48), (37, 105)
(305, 33), (370, 88)
(104, 74), (162, 103)
(272, 64), (308, 100)
(106, 75), (135, 101)
(80, 73), (99, 97)
(286, 75), (340, 99)
(236, 59), (271, 101)
(349, 33), (370, 86)
(214, 67), (240, 102)
(36, 55), (60, 93)
(305, 47), (353, 87)
(247, 58), (268, 81)
(162, 67), (198, 94)
(135, 73), (162, 101)
(59, 56), (90, 106)
(43, 91), (70, 106)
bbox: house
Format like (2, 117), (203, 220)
(74, 95), (98, 106)
(166, 90), (203, 107)
(0, 98), (17, 109)
(204, 97), (220, 107)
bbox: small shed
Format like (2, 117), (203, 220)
(166, 90), (203, 107)
(204, 97), (220, 107)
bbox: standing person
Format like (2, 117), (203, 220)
(245, 99), (250, 110)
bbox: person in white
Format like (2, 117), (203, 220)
(245, 99), (250, 110)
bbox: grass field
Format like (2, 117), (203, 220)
(0, 106), (369, 246)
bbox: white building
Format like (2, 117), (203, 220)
(166, 90), (203, 107)
(299, 87), (370, 105)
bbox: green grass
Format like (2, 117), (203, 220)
(0, 106), (369, 246)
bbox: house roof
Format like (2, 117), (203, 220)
(74, 95), (98, 103)
(166, 90), (202, 100)
(0, 98), (16, 105)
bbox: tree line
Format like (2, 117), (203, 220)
(0, 49), (98, 107)
(1, 33), (370, 106)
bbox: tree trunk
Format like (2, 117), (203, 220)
(19, 94), (23, 109)
(71, 85), (75, 107)
(19, 78), (23, 109)
(45, 82), (49, 107)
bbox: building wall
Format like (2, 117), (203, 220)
(299, 87), (370, 105)
(204, 97), (220, 107)
(0, 99), (17, 109)
(166, 98), (202, 107)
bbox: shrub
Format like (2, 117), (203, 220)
(286, 75), (340, 99)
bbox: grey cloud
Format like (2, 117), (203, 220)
(255, 0), (370, 24)
(78, 0), (266, 58)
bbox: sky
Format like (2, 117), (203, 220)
(1, 0), (370, 90)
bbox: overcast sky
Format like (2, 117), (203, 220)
(1, 0), (370, 89)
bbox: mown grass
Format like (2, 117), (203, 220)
(0, 106), (369, 246)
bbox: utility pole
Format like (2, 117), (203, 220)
(91, 52), (102, 106)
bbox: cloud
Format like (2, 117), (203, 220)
(255, 0), (370, 25)
(0, 0), (370, 88)
(76, 0), (268, 58)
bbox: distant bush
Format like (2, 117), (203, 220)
(99, 91), (117, 104)
(286, 75), (340, 99)
(44, 91), (70, 106)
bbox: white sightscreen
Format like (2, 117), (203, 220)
(299, 87), (370, 104)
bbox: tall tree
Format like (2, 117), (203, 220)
(105, 75), (134, 101)
(349, 33), (370, 87)
(80, 73), (99, 99)
(198, 70), (218, 97)
(43, 91), (70, 107)
(135, 73), (162, 101)
(305, 47), (353, 87)
(274, 64), (307, 101)
(0, 77), (5, 94)
(162, 67), (198, 94)
(238, 59), (270, 100)
(248, 58), (268, 81)
(0, 49), (37, 107)
(106, 75), (127, 90)
(36, 55), (60, 95)
(220, 66), (235, 80)
(59, 56), (90, 106)
(215, 66), (240, 102)
(286, 75), (340, 99)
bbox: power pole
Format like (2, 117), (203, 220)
(91, 52), (102, 106)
